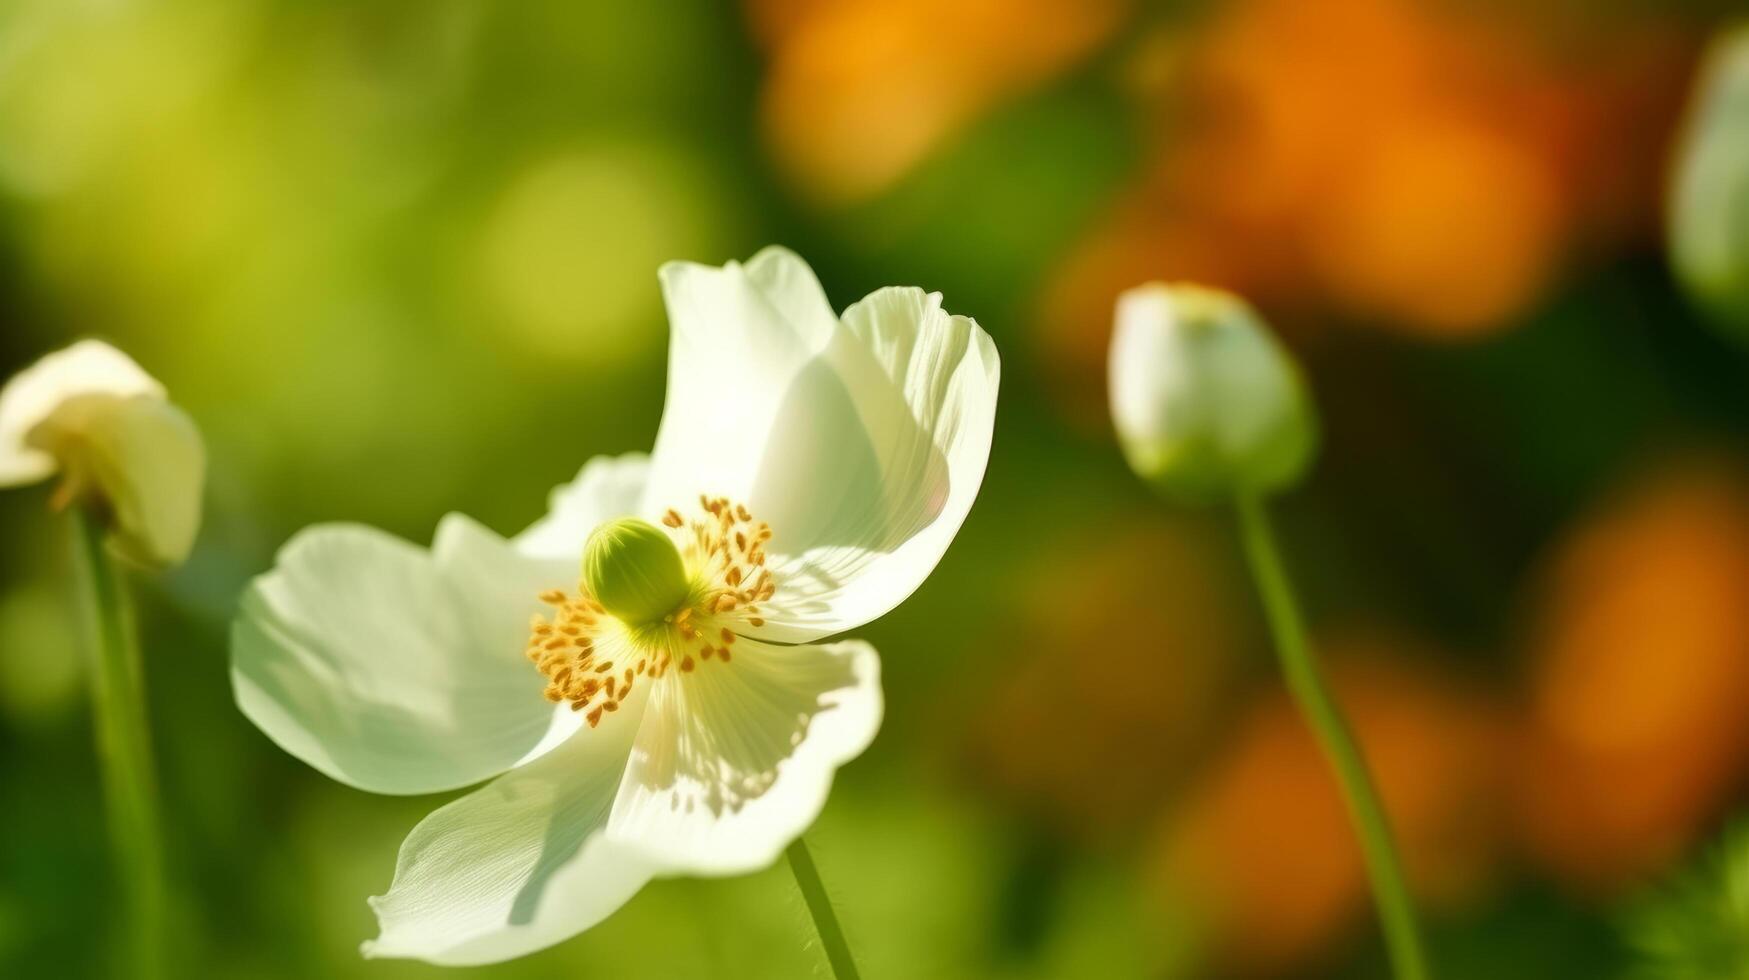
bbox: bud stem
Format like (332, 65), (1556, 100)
(1232, 494), (1432, 980)
(71, 508), (169, 980)
(786, 836), (862, 980)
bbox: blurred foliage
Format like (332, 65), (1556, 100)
(1625, 824), (1749, 980)
(2, 0), (1749, 977)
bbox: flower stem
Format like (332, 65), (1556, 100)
(1232, 494), (1431, 980)
(71, 508), (168, 980)
(786, 837), (861, 980)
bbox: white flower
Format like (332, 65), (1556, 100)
(230, 247), (1000, 965)
(1108, 283), (1316, 501)
(0, 339), (204, 567)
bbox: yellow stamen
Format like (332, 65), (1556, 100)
(524, 495), (781, 723)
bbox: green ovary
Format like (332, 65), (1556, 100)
(581, 517), (691, 627)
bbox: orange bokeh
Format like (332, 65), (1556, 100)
(750, 0), (1128, 205)
(1159, 638), (1509, 972)
(1511, 460), (1749, 893)
(1041, 0), (1694, 418)
(955, 518), (1242, 840)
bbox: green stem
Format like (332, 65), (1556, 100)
(71, 509), (168, 980)
(1233, 494), (1431, 980)
(786, 837), (862, 980)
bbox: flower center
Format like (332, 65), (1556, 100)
(525, 495), (777, 728)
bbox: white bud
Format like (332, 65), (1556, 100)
(0, 340), (204, 567)
(1108, 284), (1317, 502)
(1671, 23), (1749, 337)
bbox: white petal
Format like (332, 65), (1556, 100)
(364, 686), (657, 966)
(232, 514), (581, 795)
(50, 395), (205, 567)
(515, 452), (650, 561)
(0, 339), (164, 486)
(639, 246), (839, 517)
(607, 637), (881, 875)
(750, 287), (999, 642)
(642, 248), (999, 642)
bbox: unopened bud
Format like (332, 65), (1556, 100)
(1671, 23), (1749, 338)
(0, 340), (204, 567)
(1108, 284), (1317, 502)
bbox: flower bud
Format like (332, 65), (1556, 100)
(581, 517), (690, 627)
(1108, 283), (1317, 502)
(1671, 23), (1749, 337)
(0, 340), (204, 567)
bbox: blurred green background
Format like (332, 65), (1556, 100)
(4, 0), (1749, 976)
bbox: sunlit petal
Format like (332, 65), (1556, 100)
(643, 249), (998, 642)
(232, 514), (580, 795)
(365, 686), (656, 965)
(607, 637), (881, 873)
(639, 245), (838, 515)
(748, 287), (998, 642)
